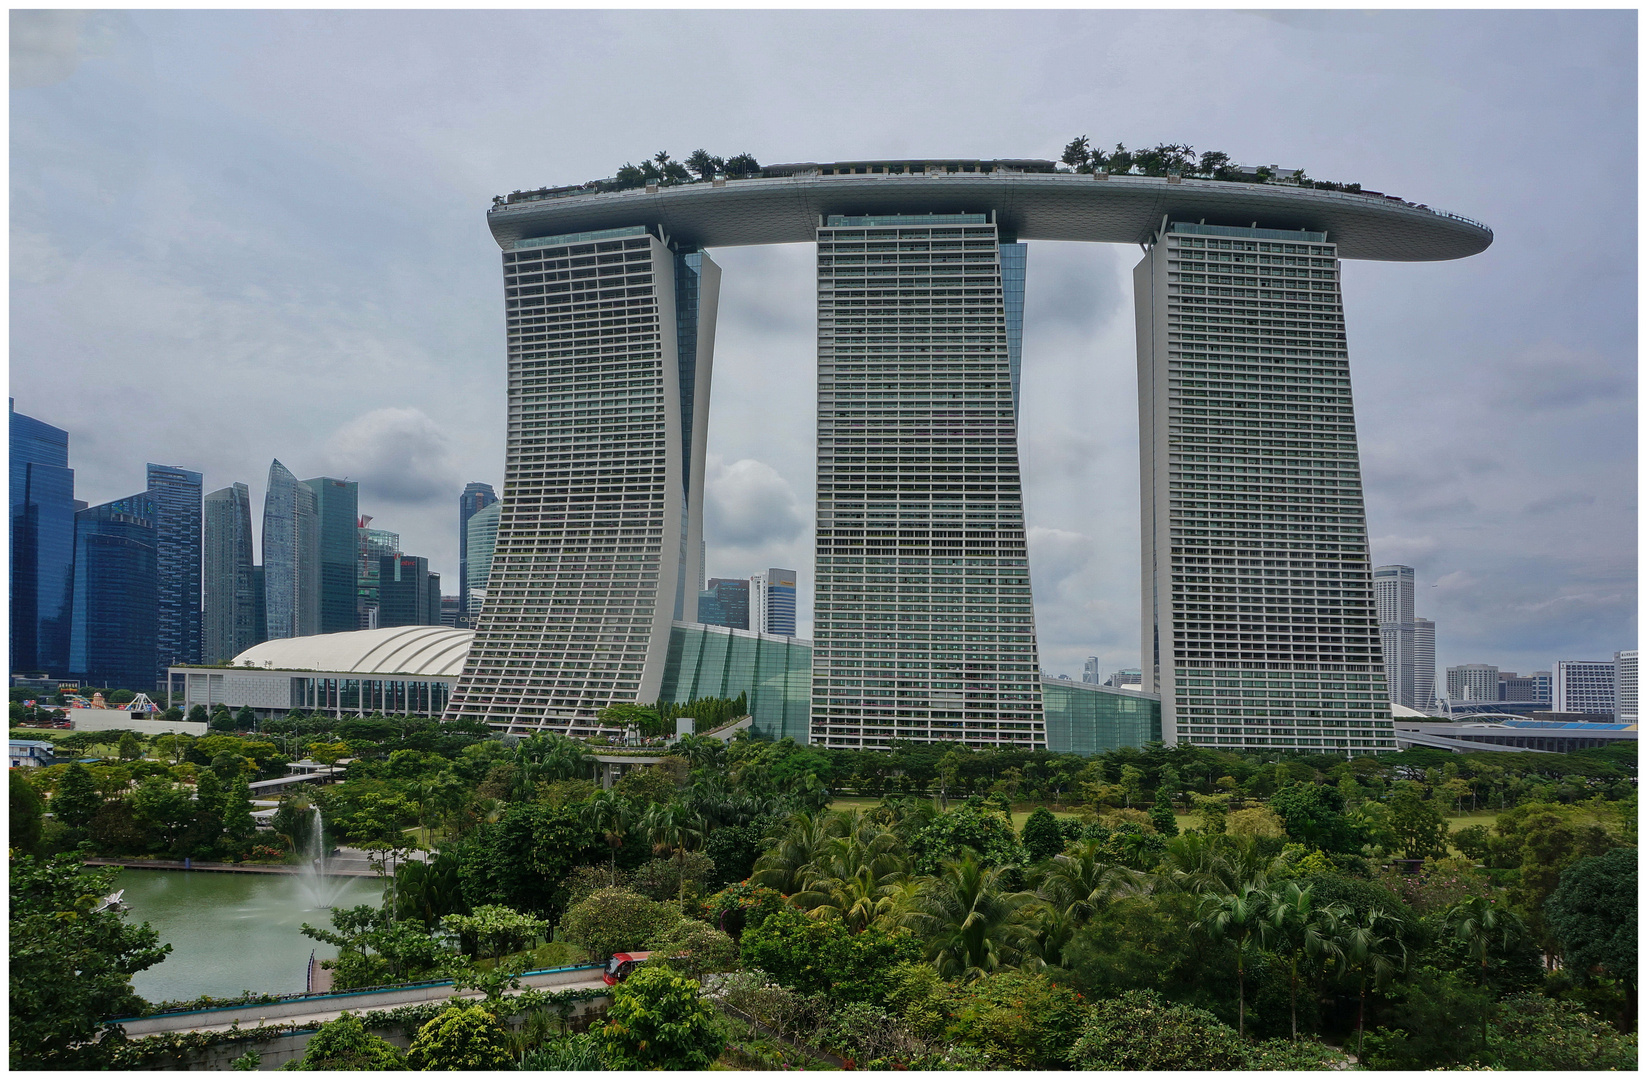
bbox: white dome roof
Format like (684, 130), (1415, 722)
(230, 626), (474, 677)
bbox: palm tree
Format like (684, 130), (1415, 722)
(791, 827), (911, 933)
(1442, 895), (1525, 1045)
(581, 789), (634, 885)
(751, 811), (837, 895)
(1035, 839), (1145, 923)
(1337, 907), (1408, 1059)
(914, 852), (1036, 982)
(1195, 884), (1273, 1037)
(1263, 881), (1348, 1040)
(1158, 832), (1280, 896)
(640, 802), (705, 902)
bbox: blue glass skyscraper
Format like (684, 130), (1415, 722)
(204, 483), (258, 662)
(147, 463), (203, 680)
(302, 476), (359, 634)
(10, 400), (78, 675)
(262, 459), (318, 639)
(71, 492), (158, 691)
(458, 482), (497, 627)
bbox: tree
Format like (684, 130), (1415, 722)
(1195, 884), (1271, 1037)
(10, 855), (172, 1068)
(286, 1012), (405, 1070)
(1021, 806), (1067, 863)
(1337, 906), (1408, 1058)
(1263, 881), (1346, 1039)
(722, 153), (761, 178)
(441, 904), (549, 960)
(50, 761), (102, 828)
(1060, 135), (1093, 172)
(739, 905), (922, 1004)
(405, 1003), (513, 1070)
(600, 965), (724, 1069)
(685, 148), (724, 181)
(943, 969), (1084, 1069)
(915, 852), (1036, 982)
(11, 771), (44, 854)
(640, 801), (705, 902)
(222, 774), (256, 850)
(1387, 787), (1448, 861)
(1067, 989), (1252, 1070)
(581, 788), (634, 885)
(116, 732), (142, 761)
(559, 887), (680, 961)
(1149, 788), (1179, 838)
(1544, 847), (1636, 1007)
(1487, 991), (1637, 1071)
(646, 917), (739, 980)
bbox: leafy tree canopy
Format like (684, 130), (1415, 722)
(600, 965), (725, 1069)
(283, 1012), (404, 1070)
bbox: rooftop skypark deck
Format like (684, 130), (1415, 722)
(487, 158), (1491, 262)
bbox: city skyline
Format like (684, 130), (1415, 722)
(10, 10), (1636, 682)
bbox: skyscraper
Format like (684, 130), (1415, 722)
(758, 567), (798, 638)
(1615, 650), (1637, 723)
(1553, 660), (1615, 715)
(203, 483), (258, 663)
(1082, 657), (1102, 685)
(811, 213), (1041, 751)
(448, 227), (720, 729)
(458, 482), (498, 627)
(357, 517), (399, 630)
(71, 492), (158, 690)
(302, 476), (359, 634)
(464, 501), (501, 620)
(379, 554), (438, 627)
(1138, 222), (1392, 753)
(1413, 618), (1437, 711)
(1374, 565), (1417, 709)
(262, 459), (318, 639)
(147, 463), (204, 681)
(703, 577), (750, 630)
(10, 401), (77, 676)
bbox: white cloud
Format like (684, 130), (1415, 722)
(705, 455), (806, 549)
(11, 10), (89, 89)
(323, 408), (460, 504)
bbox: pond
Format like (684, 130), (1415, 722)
(115, 868), (384, 1006)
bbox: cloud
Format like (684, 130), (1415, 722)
(1491, 341), (1633, 412)
(323, 407), (460, 503)
(1370, 534), (1440, 566)
(1027, 526), (1094, 590)
(705, 456), (806, 548)
(11, 10), (90, 88)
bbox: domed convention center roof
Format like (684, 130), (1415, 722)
(229, 626), (475, 678)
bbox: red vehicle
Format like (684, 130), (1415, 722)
(603, 952), (652, 985)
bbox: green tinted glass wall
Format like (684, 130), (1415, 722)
(1041, 681), (1162, 755)
(659, 622), (812, 742)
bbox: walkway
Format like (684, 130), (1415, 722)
(113, 965), (610, 1038)
(85, 847), (388, 878)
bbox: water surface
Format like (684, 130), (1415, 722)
(116, 868), (383, 1006)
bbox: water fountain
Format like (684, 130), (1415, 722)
(296, 805), (348, 910)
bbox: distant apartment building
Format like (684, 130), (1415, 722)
(1083, 657), (1102, 685)
(1498, 670), (1552, 703)
(1615, 650), (1638, 723)
(441, 596), (460, 628)
(10, 400), (78, 677)
(751, 567), (798, 637)
(203, 483), (259, 662)
(1373, 565), (1416, 709)
(145, 464), (204, 683)
(696, 589), (726, 628)
(1553, 660), (1616, 716)
(458, 482), (498, 627)
(1446, 664), (1500, 703)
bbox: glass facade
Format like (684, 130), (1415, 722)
(262, 459), (318, 639)
(71, 493), (159, 691)
(703, 577), (749, 630)
(812, 214), (1043, 751)
(203, 483), (258, 663)
(1040, 680), (1162, 755)
(147, 463), (204, 679)
(303, 477), (360, 635)
(458, 482), (498, 625)
(10, 403), (77, 676)
(448, 228), (721, 730)
(1138, 222), (1393, 753)
(658, 621), (812, 742)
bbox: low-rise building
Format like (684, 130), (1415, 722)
(9, 740), (55, 768)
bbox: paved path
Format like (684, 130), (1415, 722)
(115, 967), (610, 1038)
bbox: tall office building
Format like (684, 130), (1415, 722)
(10, 401), (78, 676)
(1413, 618), (1436, 711)
(696, 589), (727, 628)
(379, 554), (440, 627)
(301, 476), (360, 635)
(262, 460), (318, 639)
(1498, 671), (1551, 702)
(71, 492), (158, 690)
(458, 482), (498, 626)
(448, 227), (720, 728)
(1105, 667), (1143, 689)
(147, 463), (204, 682)
(811, 214), (1041, 751)
(357, 517), (400, 630)
(1083, 657), (1102, 685)
(703, 577), (750, 630)
(1614, 650), (1637, 723)
(753, 567), (798, 638)
(1553, 660), (1615, 715)
(251, 566), (267, 642)
(203, 483), (258, 662)
(1447, 664), (1500, 703)
(1137, 222), (1392, 753)
(1373, 565), (1417, 709)
(464, 501), (501, 620)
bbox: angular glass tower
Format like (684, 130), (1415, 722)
(811, 214), (1042, 750)
(262, 458), (318, 640)
(10, 401), (77, 676)
(147, 463), (204, 679)
(447, 225), (720, 731)
(71, 492), (159, 691)
(458, 482), (498, 626)
(203, 482), (258, 662)
(1135, 222), (1393, 753)
(302, 476), (360, 635)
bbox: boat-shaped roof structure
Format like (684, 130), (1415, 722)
(487, 159), (1491, 262)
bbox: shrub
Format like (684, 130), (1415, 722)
(600, 966), (724, 1070)
(1066, 989), (1250, 1070)
(646, 917), (739, 980)
(558, 888), (680, 961)
(405, 1004), (513, 1070)
(1487, 992), (1637, 1071)
(285, 1013), (404, 1070)
(739, 905), (922, 1004)
(945, 969), (1083, 1068)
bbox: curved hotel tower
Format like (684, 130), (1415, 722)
(448, 160), (1490, 756)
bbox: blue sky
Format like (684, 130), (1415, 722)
(10, 9), (1636, 679)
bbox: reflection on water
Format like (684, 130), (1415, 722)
(116, 868), (383, 1005)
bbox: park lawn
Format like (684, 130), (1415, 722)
(828, 795), (1090, 832)
(1445, 810), (1498, 832)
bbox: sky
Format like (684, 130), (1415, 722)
(10, 9), (1636, 681)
